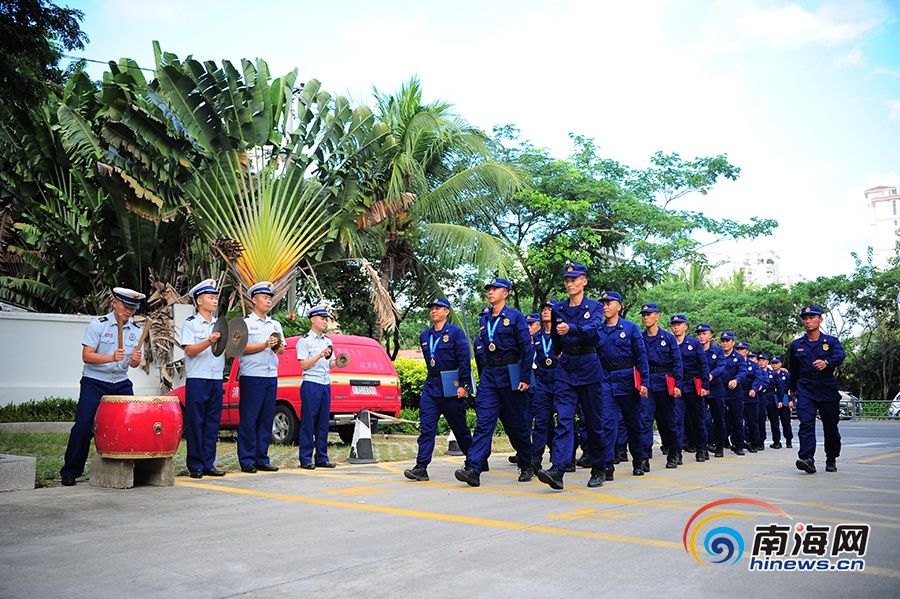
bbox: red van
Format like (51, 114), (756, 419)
(168, 334), (401, 444)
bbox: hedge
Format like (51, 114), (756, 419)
(0, 397), (77, 423)
(378, 408), (504, 437)
(394, 357), (480, 410)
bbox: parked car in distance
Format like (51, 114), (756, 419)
(838, 391), (861, 420)
(887, 392), (900, 419)
(168, 334), (401, 445)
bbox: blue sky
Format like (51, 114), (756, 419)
(68, 0), (900, 281)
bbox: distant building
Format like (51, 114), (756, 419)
(707, 250), (798, 287)
(866, 185), (900, 268)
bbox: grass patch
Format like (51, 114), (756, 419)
(0, 430), (514, 488)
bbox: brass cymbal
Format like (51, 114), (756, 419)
(270, 332), (284, 352)
(225, 316), (249, 357)
(211, 317), (229, 357)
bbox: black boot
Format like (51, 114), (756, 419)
(587, 469), (605, 488)
(537, 467), (564, 490)
(632, 459), (644, 476)
(825, 458), (837, 472)
(666, 454), (678, 469)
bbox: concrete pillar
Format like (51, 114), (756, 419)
(89, 455), (175, 489)
(0, 454), (37, 491)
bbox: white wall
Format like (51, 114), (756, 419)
(0, 312), (166, 405)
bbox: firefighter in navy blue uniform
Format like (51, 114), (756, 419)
(404, 297), (473, 482)
(181, 279), (227, 478)
(748, 351), (770, 449)
(736, 342), (762, 452)
(530, 299), (557, 473)
(523, 312), (541, 453)
(719, 331), (750, 455)
(671, 315), (711, 462)
(455, 278), (534, 487)
(790, 305), (846, 474)
(536, 264), (606, 490)
(696, 324), (727, 458)
(757, 354), (782, 449)
(597, 291), (649, 477)
(60, 287), (146, 486)
(771, 356), (793, 448)
(639, 303), (683, 471)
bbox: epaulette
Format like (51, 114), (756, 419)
(186, 315), (195, 321)
(481, 306), (489, 314)
(244, 314), (250, 319)
(98, 316), (108, 322)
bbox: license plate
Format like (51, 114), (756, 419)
(352, 385), (378, 395)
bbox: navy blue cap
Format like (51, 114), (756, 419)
(485, 277), (512, 290)
(748, 351), (758, 358)
(540, 298), (557, 310)
(772, 355), (782, 363)
(307, 305), (330, 318)
(720, 331), (735, 340)
(640, 303), (659, 314)
(188, 279), (218, 299)
(758, 354), (769, 360)
(736, 341), (749, 350)
(600, 291), (622, 303)
(670, 314), (687, 324)
(563, 263), (587, 278)
(427, 297), (452, 309)
(695, 323), (712, 333)
(526, 313), (540, 323)
(800, 305), (823, 317)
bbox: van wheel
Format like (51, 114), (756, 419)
(272, 404), (298, 445)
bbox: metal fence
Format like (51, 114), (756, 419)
(846, 400), (899, 420)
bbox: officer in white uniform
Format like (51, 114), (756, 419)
(60, 287), (146, 486)
(181, 279), (226, 478)
(237, 281), (285, 473)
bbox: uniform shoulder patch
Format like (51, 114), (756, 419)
(482, 306), (489, 313)
(186, 315), (195, 321)
(98, 316), (108, 322)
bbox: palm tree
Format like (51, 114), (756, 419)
(349, 77), (523, 349)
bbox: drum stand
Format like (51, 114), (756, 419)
(89, 454), (175, 489)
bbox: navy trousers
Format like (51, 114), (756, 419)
(743, 399), (761, 446)
(530, 383), (554, 466)
(238, 376), (277, 467)
(641, 390), (677, 459)
(777, 395), (794, 441)
(764, 396), (782, 443)
(468, 382), (533, 475)
(725, 397), (744, 450)
(683, 392), (708, 452)
(602, 389), (644, 470)
(299, 380), (331, 465)
(61, 377), (133, 479)
(796, 396), (841, 461)
(415, 382), (472, 467)
(705, 394), (727, 449)
(550, 381), (604, 473)
(184, 378), (224, 471)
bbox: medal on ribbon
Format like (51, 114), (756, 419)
(428, 333), (440, 367)
(486, 316), (500, 353)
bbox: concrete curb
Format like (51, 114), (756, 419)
(0, 422), (73, 434)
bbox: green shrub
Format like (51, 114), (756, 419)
(0, 397), (77, 423)
(379, 408), (504, 437)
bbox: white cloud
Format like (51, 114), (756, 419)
(737, 3), (882, 48)
(835, 46), (865, 67)
(885, 100), (900, 121)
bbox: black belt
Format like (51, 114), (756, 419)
(562, 346), (596, 356)
(801, 371), (831, 381)
(602, 361), (634, 371)
(486, 357), (518, 367)
(649, 365), (673, 374)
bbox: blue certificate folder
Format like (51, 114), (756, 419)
(506, 364), (534, 390)
(440, 370), (461, 397)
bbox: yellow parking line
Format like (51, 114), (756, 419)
(858, 451), (900, 464)
(176, 480), (682, 550)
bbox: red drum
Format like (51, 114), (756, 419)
(93, 396), (183, 458)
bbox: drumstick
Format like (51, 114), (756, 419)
(136, 319), (153, 350)
(116, 314), (124, 350)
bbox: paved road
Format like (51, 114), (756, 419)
(2, 421), (899, 598)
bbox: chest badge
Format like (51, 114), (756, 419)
(688, 344), (693, 350)
(503, 318), (510, 326)
(443, 334), (449, 343)
(822, 343), (829, 351)
(620, 332), (626, 338)
(584, 311), (590, 319)
(660, 340), (666, 346)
